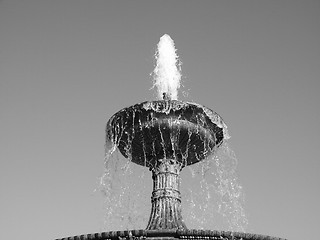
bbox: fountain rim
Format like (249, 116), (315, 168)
(55, 229), (287, 240)
(106, 99), (230, 141)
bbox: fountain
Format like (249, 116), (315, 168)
(56, 35), (286, 240)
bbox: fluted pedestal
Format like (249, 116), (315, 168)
(146, 159), (186, 230)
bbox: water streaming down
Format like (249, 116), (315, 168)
(100, 34), (248, 232)
(181, 142), (248, 231)
(102, 138), (247, 231)
(100, 150), (151, 230)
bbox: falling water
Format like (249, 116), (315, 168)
(181, 142), (248, 231)
(100, 149), (151, 230)
(101, 139), (247, 231)
(152, 34), (181, 100)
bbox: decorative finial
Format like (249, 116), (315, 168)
(163, 92), (171, 100)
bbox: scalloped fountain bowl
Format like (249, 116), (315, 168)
(106, 100), (229, 169)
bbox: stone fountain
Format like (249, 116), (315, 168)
(106, 99), (227, 231)
(55, 35), (286, 240)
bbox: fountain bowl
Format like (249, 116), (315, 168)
(106, 100), (229, 169)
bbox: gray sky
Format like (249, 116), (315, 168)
(1, 1), (319, 240)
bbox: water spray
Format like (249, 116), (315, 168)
(153, 34), (181, 100)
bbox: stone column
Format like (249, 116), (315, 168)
(146, 159), (187, 230)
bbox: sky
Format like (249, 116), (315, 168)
(0, 1), (320, 240)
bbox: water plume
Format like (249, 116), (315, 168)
(152, 34), (181, 100)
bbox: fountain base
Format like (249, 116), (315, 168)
(56, 229), (286, 240)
